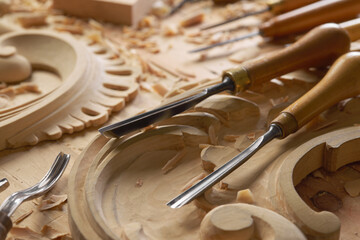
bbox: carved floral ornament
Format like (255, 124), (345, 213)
(0, 30), (140, 150)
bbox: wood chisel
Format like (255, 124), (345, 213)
(167, 51), (360, 208)
(201, 0), (319, 30)
(99, 18), (360, 138)
(190, 0), (360, 53)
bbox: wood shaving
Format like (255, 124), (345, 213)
(152, 83), (168, 97)
(223, 135), (240, 142)
(10, 226), (46, 240)
(0, 83), (41, 97)
(39, 194), (67, 211)
(54, 24), (83, 35)
(138, 15), (157, 29)
(236, 189), (254, 204)
(199, 143), (211, 149)
(41, 224), (71, 239)
(162, 148), (187, 174)
(0, 82), (6, 89)
(152, 0), (171, 17)
(219, 181), (228, 190)
(88, 19), (103, 31)
(162, 24), (180, 37)
(181, 173), (207, 192)
(16, 12), (47, 28)
(208, 124), (217, 145)
(246, 132), (256, 141)
(344, 179), (360, 197)
(14, 210), (33, 224)
(175, 68), (196, 78)
(86, 31), (103, 45)
(180, 13), (204, 27)
(0, 95), (9, 108)
(135, 178), (143, 188)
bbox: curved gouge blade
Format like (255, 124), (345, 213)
(167, 51), (360, 208)
(99, 78), (235, 138)
(167, 124), (282, 208)
(189, 31), (259, 53)
(200, 8), (269, 31)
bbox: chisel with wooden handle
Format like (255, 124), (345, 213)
(191, 0), (360, 52)
(99, 19), (360, 138)
(202, 0), (319, 30)
(167, 51), (360, 208)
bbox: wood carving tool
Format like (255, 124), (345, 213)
(201, 0), (319, 31)
(0, 152), (70, 240)
(167, 51), (360, 208)
(99, 18), (360, 138)
(190, 0), (360, 53)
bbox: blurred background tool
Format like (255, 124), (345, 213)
(190, 0), (360, 52)
(167, 51), (360, 208)
(99, 18), (360, 138)
(201, 0), (319, 30)
(0, 152), (70, 240)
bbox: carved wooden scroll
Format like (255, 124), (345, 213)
(0, 30), (140, 150)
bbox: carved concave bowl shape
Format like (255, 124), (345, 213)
(68, 83), (360, 240)
(0, 30), (140, 150)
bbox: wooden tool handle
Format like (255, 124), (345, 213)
(341, 18), (360, 42)
(272, 52), (360, 138)
(261, 0), (360, 38)
(0, 211), (12, 240)
(269, 0), (319, 14)
(239, 24), (350, 89)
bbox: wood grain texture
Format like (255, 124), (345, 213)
(0, 30), (140, 150)
(52, 0), (157, 26)
(273, 52), (360, 137)
(261, 0), (360, 37)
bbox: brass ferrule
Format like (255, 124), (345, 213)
(266, 0), (283, 12)
(271, 112), (298, 138)
(223, 67), (251, 94)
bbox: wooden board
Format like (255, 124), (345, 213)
(52, 0), (157, 26)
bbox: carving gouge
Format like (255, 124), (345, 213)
(167, 51), (360, 208)
(0, 152), (69, 240)
(201, 0), (319, 30)
(99, 19), (360, 138)
(191, 0), (360, 52)
(99, 20), (360, 138)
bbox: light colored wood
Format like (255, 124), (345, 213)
(243, 23), (351, 88)
(273, 52), (360, 137)
(0, 46), (31, 83)
(273, 126), (360, 239)
(261, 0), (360, 38)
(200, 204), (306, 240)
(0, 30), (140, 150)
(270, 0), (319, 14)
(52, 0), (157, 26)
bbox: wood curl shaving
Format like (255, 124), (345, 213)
(16, 12), (47, 28)
(180, 13), (204, 28)
(162, 148), (187, 174)
(181, 173), (207, 192)
(0, 83), (41, 97)
(39, 194), (67, 211)
(14, 210), (33, 224)
(41, 224), (72, 239)
(54, 24), (83, 35)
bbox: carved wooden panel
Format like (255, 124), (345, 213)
(0, 30), (140, 150)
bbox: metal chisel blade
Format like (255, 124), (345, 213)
(99, 78), (234, 138)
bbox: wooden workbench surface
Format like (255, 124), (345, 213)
(0, 0), (360, 239)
